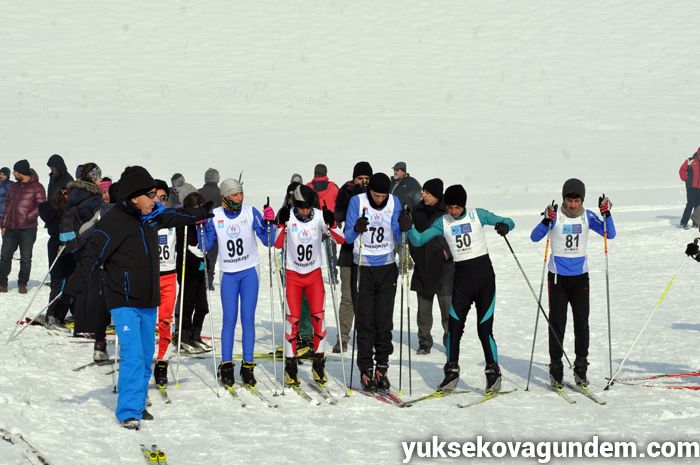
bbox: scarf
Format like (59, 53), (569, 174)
(222, 196), (242, 214)
(561, 203), (584, 218)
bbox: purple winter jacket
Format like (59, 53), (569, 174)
(0, 170), (47, 230)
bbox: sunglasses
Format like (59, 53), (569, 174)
(145, 191), (157, 199)
(158, 195), (169, 202)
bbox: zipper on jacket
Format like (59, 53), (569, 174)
(124, 272), (130, 303)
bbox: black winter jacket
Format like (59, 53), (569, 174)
(47, 154), (74, 200)
(408, 199), (454, 295)
(335, 181), (365, 267)
(61, 201), (210, 311)
(198, 182), (221, 206)
(390, 174), (422, 211)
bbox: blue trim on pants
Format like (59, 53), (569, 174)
(111, 306), (157, 422)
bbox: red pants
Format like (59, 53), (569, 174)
(285, 268), (326, 356)
(157, 273), (177, 359)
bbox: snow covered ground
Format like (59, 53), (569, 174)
(2, 1), (700, 463)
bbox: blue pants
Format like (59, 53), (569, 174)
(111, 306), (157, 422)
(220, 267), (259, 362)
(0, 227), (37, 287)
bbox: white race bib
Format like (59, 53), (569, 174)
(158, 228), (177, 272)
(213, 205), (260, 272)
(286, 208), (324, 274)
(443, 208), (488, 262)
(353, 194), (395, 256)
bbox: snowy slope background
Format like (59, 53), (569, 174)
(1, 1), (700, 463)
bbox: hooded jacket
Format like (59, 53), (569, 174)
(307, 176), (339, 212)
(679, 152), (700, 189)
(0, 178), (13, 220)
(47, 154), (74, 200)
(60, 201), (211, 311)
(0, 170), (46, 230)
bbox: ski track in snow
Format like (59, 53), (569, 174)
(2, 1), (700, 464)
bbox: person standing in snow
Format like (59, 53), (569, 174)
(0, 167), (14, 224)
(407, 179), (454, 356)
(307, 164), (340, 280)
(198, 168), (221, 290)
(408, 185), (513, 393)
(332, 162), (373, 353)
(46, 154), (74, 201)
(202, 178), (274, 388)
(52, 166), (213, 429)
(344, 172), (412, 392)
(530, 179), (615, 389)
(390, 162), (422, 211)
(168, 173), (196, 208)
(679, 148), (700, 230)
(0, 160), (46, 294)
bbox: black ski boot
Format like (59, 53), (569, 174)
(179, 330), (204, 354)
(360, 368), (378, 392)
(240, 361), (257, 386)
(375, 363), (390, 391)
(485, 362), (502, 393)
(191, 328), (212, 352)
(93, 341), (108, 362)
(141, 410), (154, 421)
(312, 353), (327, 384)
(120, 418), (140, 430)
(549, 360), (564, 388)
(573, 357), (589, 387)
(437, 361), (460, 392)
(218, 361), (235, 387)
(285, 357), (300, 387)
(154, 360), (169, 386)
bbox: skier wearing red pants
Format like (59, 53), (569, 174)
(275, 184), (343, 386)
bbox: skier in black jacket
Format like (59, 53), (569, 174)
(53, 166), (213, 430)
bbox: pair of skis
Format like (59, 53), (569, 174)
(607, 371), (700, 390)
(221, 381), (278, 408)
(550, 383), (606, 405)
(1, 428), (50, 464)
(140, 444), (167, 464)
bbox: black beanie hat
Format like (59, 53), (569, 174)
(155, 179), (169, 193)
(444, 185), (467, 208)
(352, 161), (373, 180)
(368, 173), (391, 194)
(119, 166), (157, 200)
(292, 184), (315, 209)
(13, 159), (31, 176)
(0, 167), (10, 178)
(562, 178), (585, 201)
(422, 178), (444, 199)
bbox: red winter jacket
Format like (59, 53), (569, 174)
(307, 176), (339, 212)
(680, 152), (700, 189)
(0, 170), (46, 230)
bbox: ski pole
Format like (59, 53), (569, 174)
(525, 213), (553, 391)
(199, 221), (220, 397)
(398, 232), (405, 396)
(349, 209), (366, 390)
(325, 232), (350, 395)
(603, 207), (613, 384)
(6, 244), (66, 344)
(281, 223), (289, 394)
(113, 333), (119, 394)
(265, 198), (279, 396)
(605, 243), (695, 390)
(175, 226), (188, 386)
(274, 240), (287, 394)
(404, 210), (412, 396)
(502, 235), (572, 367)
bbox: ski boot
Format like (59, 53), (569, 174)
(47, 316), (70, 333)
(240, 361), (257, 387)
(332, 340), (348, 353)
(573, 357), (590, 387)
(191, 328), (213, 352)
(437, 361), (460, 392)
(285, 357), (300, 387)
(93, 341), (109, 362)
(375, 363), (390, 391)
(312, 353), (327, 384)
(549, 360), (564, 389)
(120, 418), (140, 430)
(154, 360), (169, 386)
(141, 410), (154, 421)
(218, 361), (235, 387)
(179, 330), (204, 354)
(360, 368), (378, 392)
(485, 362), (502, 393)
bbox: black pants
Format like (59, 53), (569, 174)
(447, 272), (497, 365)
(206, 241), (218, 288)
(178, 272), (209, 335)
(73, 269), (108, 337)
(354, 263), (398, 372)
(547, 272), (590, 361)
(681, 187), (700, 226)
(416, 291), (452, 349)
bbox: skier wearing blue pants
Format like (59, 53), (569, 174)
(203, 178), (274, 387)
(53, 166), (213, 429)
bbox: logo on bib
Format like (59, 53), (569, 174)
(298, 228), (312, 244)
(369, 212), (383, 227)
(562, 224), (582, 235)
(227, 224), (241, 239)
(451, 223), (472, 235)
(158, 235), (167, 245)
(217, 220), (225, 229)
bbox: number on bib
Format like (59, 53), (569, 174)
(296, 244), (313, 262)
(158, 245), (170, 261)
(369, 226), (385, 244)
(227, 239), (244, 257)
(455, 233), (471, 249)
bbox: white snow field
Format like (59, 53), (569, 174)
(2, 1), (700, 464)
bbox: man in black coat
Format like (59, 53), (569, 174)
(54, 166), (213, 429)
(198, 167), (220, 290)
(390, 162), (422, 211)
(46, 154), (74, 200)
(407, 179), (454, 355)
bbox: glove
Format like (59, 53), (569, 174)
(277, 206), (291, 226)
(354, 216), (369, 233)
(322, 207), (335, 228)
(263, 206), (275, 222)
(598, 195), (612, 218)
(495, 222), (509, 236)
(398, 212), (413, 232)
(685, 242), (699, 257)
(542, 203), (557, 226)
